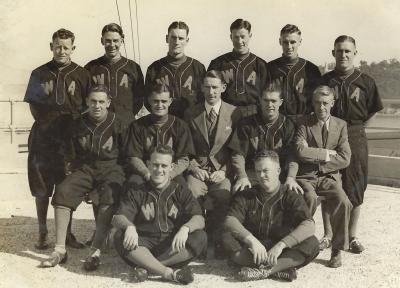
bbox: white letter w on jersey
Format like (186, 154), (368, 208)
(92, 74), (105, 85)
(141, 202), (155, 220)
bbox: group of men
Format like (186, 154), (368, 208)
(24, 18), (382, 284)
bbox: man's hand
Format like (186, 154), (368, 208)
(284, 177), (304, 194)
(171, 226), (189, 253)
(192, 167), (210, 182)
(144, 172), (151, 182)
(328, 150), (337, 156)
(209, 170), (226, 183)
(246, 235), (268, 266)
(233, 177), (251, 193)
(123, 225), (139, 250)
(266, 241), (286, 266)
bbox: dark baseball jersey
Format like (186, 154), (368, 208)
(125, 114), (194, 162)
(145, 55), (206, 118)
(85, 56), (145, 124)
(267, 57), (321, 116)
(116, 180), (203, 236)
(208, 51), (269, 116)
(228, 113), (296, 175)
(321, 69), (383, 205)
(24, 60), (90, 197)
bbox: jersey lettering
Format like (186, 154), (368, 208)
(221, 69), (234, 84)
(141, 202), (155, 220)
(166, 136), (173, 148)
(295, 78), (304, 94)
(350, 87), (360, 102)
(182, 76), (193, 91)
(250, 136), (259, 151)
(78, 135), (90, 150)
(119, 74), (129, 88)
(156, 75), (169, 87)
(102, 136), (113, 151)
(41, 80), (54, 95)
(67, 81), (76, 96)
(247, 71), (257, 86)
(92, 74), (105, 85)
(168, 204), (179, 219)
(333, 85), (340, 100)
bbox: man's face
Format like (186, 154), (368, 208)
(102, 31), (123, 58)
(313, 94), (334, 122)
(230, 28), (251, 55)
(149, 152), (173, 186)
(279, 32), (301, 60)
(332, 41), (357, 71)
(86, 91), (111, 121)
(149, 91), (172, 117)
(255, 158), (281, 192)
(202, 77), (226, 106)
(166, 28), (188, 58)
(260, 91), (282, 121)
(50, 37), (75, 65)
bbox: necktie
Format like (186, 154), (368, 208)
(207, 108), (217, 130)
(322, 121), (328, 148)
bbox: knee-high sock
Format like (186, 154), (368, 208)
(92, 204), (99, 222)
(321, 202), (333, 239)
(125, 247), (172, 278)
(67, 211), (74, 235)
(35, 197), (49, 235)
(54, 206), (71, 252)
(269, 249), (306, 274)
(158, 247), (194, 267)
(92, 205), (114, 250)
(349, 205), (361, 239)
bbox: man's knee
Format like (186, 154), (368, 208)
(186, 230), (207, 257)
(187, 176), (207, 198)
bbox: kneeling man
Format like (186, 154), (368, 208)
(222, 150), (319, 282)
(112, 145), (207, 284)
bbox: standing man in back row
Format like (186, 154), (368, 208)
(268, 24), (321, 120)
(24, 28), (90, 250)
(208, 19), (269, 117)
(146, 21), (206, 119)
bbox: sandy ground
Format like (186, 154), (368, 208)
(0, 169), (399, 288)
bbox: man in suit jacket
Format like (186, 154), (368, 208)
(184, 70), (241, 258)
(295, 85), (353, 268)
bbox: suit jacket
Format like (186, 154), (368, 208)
(184, 101), (242, 173)
(295, 114), (351, 180)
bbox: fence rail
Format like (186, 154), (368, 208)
(0, 100), (32, 144)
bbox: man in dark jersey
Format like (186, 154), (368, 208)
(267, 24), (321, 119)
(85, 23), (145, 125)
(222, 150), (319, 282)
(228, 86), (302, 194)
(113, 145), (207, 284)
(125, 84), (194, 184)
(208, 19), (269, 117)
(320, 35), (383, 254)
(24, 28), (90, 250)
(145, 21), (206, 119)
(40, 85), (127, 269)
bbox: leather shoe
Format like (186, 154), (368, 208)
(35, 233), (49, 250)
(327, 249), (342, 268)
(319, 237), (332, 251)
(66, 233), (85, 249)
(83, 255), (101, 271)
(41, 251), (68, 268)
(349, 238), (365, 254)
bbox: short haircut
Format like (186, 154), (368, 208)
(52, 28), (75, 44)
(280, 24), (301, 36)
(147, 83), (170, 98)
(88, 84), (111, 99)
(313, 85), (335, 100)
(102, 23), (125, 39)
(168, 21), (189, 35)
(230, 19), (251, 33)
(254, 150), (280, 166)
(334, 35), (356, 47)
(204, 70), (226, 84)
(150, 144), (175, 159)
(262, 83), (282, 98)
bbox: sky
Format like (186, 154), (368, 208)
(1, 0), (399, 98)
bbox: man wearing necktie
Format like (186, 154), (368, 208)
(184, 70), (242, 259)
(295, 86), (353, 268)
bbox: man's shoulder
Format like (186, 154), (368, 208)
(84, 56), (104, 68)
(330, 115), (347, 127)
(210, 52), (232, 64)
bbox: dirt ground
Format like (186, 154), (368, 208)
(0, 172), (399, 288)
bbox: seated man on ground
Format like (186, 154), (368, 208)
(112, 145), (207, 285)
(295, 85), (352, 268)
(41, 85), (128, 270)
(125, 83), (194, 185)
(222, 150), (319, 282)
(184, 70), (242, 259)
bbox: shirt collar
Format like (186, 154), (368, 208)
(318, 116), (331, 130)
(205, 100), (222, 116)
